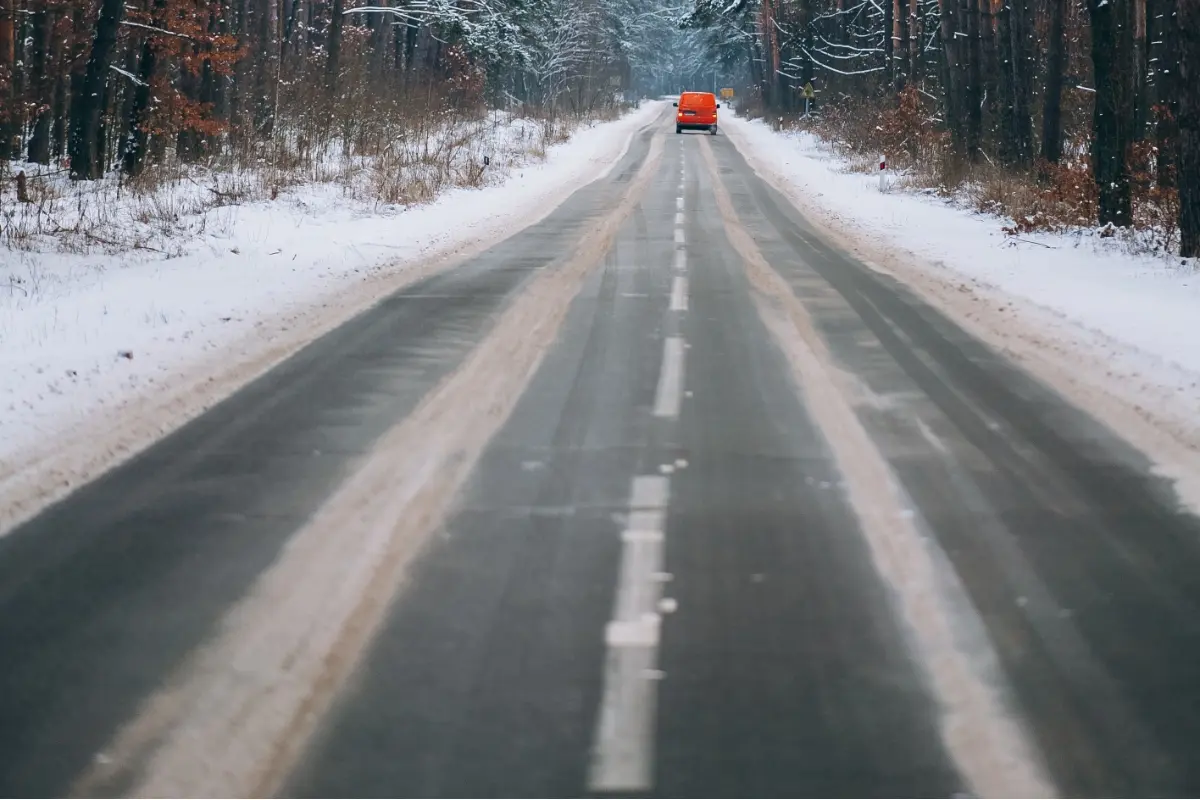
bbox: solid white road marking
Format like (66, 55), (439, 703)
(670, 276), (688, 312)
(653, 337), (685, 418)
(590, 476), (670, 792)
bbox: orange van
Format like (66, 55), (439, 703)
(674, 92), (720, 135)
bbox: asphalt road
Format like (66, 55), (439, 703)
(3, 112), (1200, 798)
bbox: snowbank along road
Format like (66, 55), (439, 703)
(3, 107), (1200, 798)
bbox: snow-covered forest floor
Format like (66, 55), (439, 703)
(725, 109), (1200, 508)
(3, 107), (612, 255)
(0, 101), (661, 528)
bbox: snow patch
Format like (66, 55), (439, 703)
(722, 111), (1200, 512)
(0, 102), (665, 533)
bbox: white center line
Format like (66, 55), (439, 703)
(674, 250), (687, 272)
(674, 228), (685, 245)
(675, 211), (685, 226)
(630, 475), (669, 508)
(670, 276), (688, 312)
(676, 197), (684, 211)
(653, 337), (685, 418)
(589, 476), (670, 792)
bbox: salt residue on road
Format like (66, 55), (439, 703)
(721, 111), (1200, 512)
(0, 102), (665, 534)
(699, 136), (1056, 799)
(72, 133), (667, 800)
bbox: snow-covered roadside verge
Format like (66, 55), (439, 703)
(722, 111), (1200, 511)
(0, 101), (665, 534)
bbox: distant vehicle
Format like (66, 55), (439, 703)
(674, 92), (720, 135)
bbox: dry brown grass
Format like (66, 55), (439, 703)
(1, 85), (632, 255)
(771, 86), (1180, 254)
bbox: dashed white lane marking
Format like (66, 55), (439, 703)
(630, 474), (669, 508)
(653, 337), (685, 418)
(592, 164), (690, 792)
(589, 476), (670, 792)
(670, 276), (689, 312)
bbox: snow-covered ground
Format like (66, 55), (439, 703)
(724, 111), (1200, 510)
(0, 101), (664, 531)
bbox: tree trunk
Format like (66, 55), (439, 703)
(938, 0), (966, 150)
(211, 0), (231, 135)
(69, 0), (125, 179)
(964, 0), (983, 158)
(1155, 0), (1178, 186)
(1089, 0), (1135, 226)
(994, 0), (1016, 160)
(1007, 0), (1033, 163)
(894, 0), (909, 92)
(115, 43), (140, 163)
(1178, 0), (1199, 256)
(255, 0), (279, 135)
(1041, 0), (1067, 162)
(283, 0), (301, 57)
(370, 6), (389, 81)
(1132, 0), (1148, 138)
(0, 0), (15, 159)
(53, 70), (68, 158)
(26, 1), (55, 164)
(200, 3), (219, 153)
(910, 0), (921, 85)
(123, 0), (165, 175)
(308, 0), (325, 51)
(393, 17), (403, 72)
(326, 0), (344, 93)
(885, 0), (895, 90)
(404, 17), (418, 76)
(230, 0), (252, 136)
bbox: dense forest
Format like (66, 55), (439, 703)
(687, 0), (1199, 255)
(0, 0), (1196, 254)
(0, 0), (710, 182)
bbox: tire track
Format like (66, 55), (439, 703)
(697, 135), (1056, 799)
(70, 133), (667, 800)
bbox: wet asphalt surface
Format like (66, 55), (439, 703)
(3, 116), (1200, 797)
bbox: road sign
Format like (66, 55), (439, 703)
(802, 82), (815, 100)
(720, 87), (735, 99)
